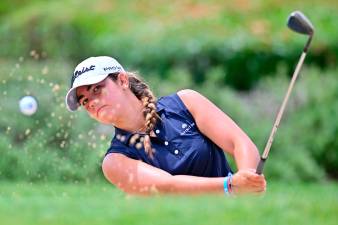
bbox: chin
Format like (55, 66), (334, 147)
(100, 120), (114, 125)
(88, 114), (107, 124)
(98, 115), (117, 125)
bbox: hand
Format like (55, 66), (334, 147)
(230, 169), (266, 195)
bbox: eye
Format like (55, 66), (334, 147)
(93, 85), (101, 93)
(82, 98), (88, 106)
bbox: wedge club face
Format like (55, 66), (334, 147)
(287, 11), (314, 35)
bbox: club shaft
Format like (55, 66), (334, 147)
(256, 51), (307, 174)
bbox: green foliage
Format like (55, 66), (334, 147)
(245, 67), (338, 181)
(0, 60), (109, 182)
(285, 67), (338, 178)
(0, 0), (337, 89)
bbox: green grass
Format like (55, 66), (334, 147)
(0, 181), (337, 225)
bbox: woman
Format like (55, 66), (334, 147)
(65, 56), (266, 196)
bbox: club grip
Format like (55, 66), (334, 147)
(256, 157), (266, 175)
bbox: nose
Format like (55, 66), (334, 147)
(88, 97), (100, 110)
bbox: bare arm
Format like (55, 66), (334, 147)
(177, 89), (260, 170)
(102, 153), (264, 195)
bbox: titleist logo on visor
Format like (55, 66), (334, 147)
(70, 65), (95, 87)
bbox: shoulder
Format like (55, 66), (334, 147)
(102, 152), (131, 169)
(158, 90), (200, 104)
(156, 91), (192, 113)
(177, 89), (206, 102)
(177, 89), (198, 97)
(177, 89), (209, 114)
(101, 153), (127, 182)
(157, 89), (210, 118)
(101, 153), (140, 191)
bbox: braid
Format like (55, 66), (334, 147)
(141, 92), (158, 158)
(109, 72), (158, 158)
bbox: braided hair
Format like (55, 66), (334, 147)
(109, 72), (158, 158)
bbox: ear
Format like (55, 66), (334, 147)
(117, 72), (129, 88)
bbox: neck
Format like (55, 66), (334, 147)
(115, 92), (147, 133)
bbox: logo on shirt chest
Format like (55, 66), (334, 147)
(180, 122), (195, 135)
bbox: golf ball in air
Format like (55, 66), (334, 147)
(19, 96), (38, 116)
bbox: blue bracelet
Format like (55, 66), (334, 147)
(223, 177), (229, 194)
(223, 172), (233, 194)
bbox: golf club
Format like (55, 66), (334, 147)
(256, 11), (315, 174)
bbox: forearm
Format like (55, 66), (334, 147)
(166, 175), (224, 194)
(136, 171), (266, 196)
(129, 175), (225, 196)
(103, 153), (258, 196)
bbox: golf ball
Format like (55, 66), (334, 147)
(19, 96), (38, 116)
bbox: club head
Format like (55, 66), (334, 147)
(287, 11), (314, 35)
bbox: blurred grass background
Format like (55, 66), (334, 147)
(0, 182), (337, 225)
(0, 0), (337, 224)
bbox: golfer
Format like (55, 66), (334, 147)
(65, 56), (266, 195)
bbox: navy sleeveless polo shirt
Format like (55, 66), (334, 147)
(105, 93), (232, 177)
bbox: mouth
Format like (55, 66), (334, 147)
(96, 105), (108, 117)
